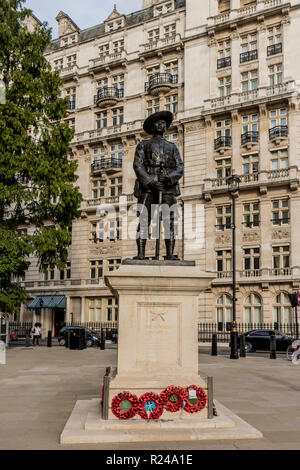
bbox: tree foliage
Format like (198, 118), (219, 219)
(0, 0), (82, 314)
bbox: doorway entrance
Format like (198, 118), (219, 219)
(54, 309), (65, 337)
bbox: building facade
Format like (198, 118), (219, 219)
(20, 0), (300, 335)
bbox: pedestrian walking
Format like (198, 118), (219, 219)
(31, 323), (42, 346)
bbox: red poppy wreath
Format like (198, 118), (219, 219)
(137, 392), (164, 420)
(111, 391), (139, 420)
(183, 385), (207, 414)
(160, 386), (188, 413)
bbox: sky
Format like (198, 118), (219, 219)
(24, 0), (142, 38)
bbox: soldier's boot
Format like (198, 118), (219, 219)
(165, 237), (178, 261)
(133, 239), (147, 260)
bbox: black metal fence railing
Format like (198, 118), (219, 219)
(269, 125), (288, 140)
(91, 158), (122, 172)
(267, 43), (282, 56)
(198, 322), (297, 343)
(8, 322), (33, 338)
(64, 322), (118, 340)
(241, 131), (259, 145)
(217, 57), (231, 69)
(145, 73), (178, 91)
(240, 49), (258, 63)
(214, 135), (232, 150)
(94, 87), (124, 104)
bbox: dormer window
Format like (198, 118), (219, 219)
(108, 23), (114, 32)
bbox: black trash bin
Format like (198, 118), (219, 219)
(68, 328), (87, 350)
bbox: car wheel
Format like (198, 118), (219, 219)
(59, 338), (66, 346)
(245, 342), (252, 353)
(86, 339), (93, 348)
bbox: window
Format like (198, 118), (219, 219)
(88, 298), (102, 322)
(112, 73), (125, 93)
(242, 113), (259, 134)
(97, 77), (109, 89)
(66, 54), (76, 69)
(147, 98), (160, 116)
(107, 297), (119, 322)
(272, 245), (290, 271)
(243, 247), (260, 271)
(269, 107), (287, 128)
(241, 70), (258, 92)
(164, 23), (176, 38)
(218, 76), (231, 97)
(273, 293), (292, 324)
(99, 43), (109, 57)
(218, 39), (231, 60)
(243, 202), (260, 228)
(241, 33), (258, 53)
(216, 294), (233, 323)
(96, 112), (108, 129)
(269, 64), (283, 86)
(272, 199), (289, 225)
(242, 154), (259, 175)
(92, 178), (106, 199)
(165, 94), (178, 113)
(68, 118), (75, 131)
(148, 28), (160, 43)
(164, 60), (178, 77)
(66, 87), (76, 110)
(110, 176), (123, 197)
(216, 250), (232, 272)
(112, 107), (124, 126)
(54, 58), (63, 71)
(267, 25), (282, 55)
(165, 132), (179, 146)
(270, 149), (288, 170)
(113, 40), (124, 54)
(216, 157), (232, 179)
(215, 119), (231, 138)
(216, 205), (231, 230)
(108, 259), (122, 272)
(90, 260), (103, 279)
(244, 293), (262, 323)
(60, 262), (71, 280)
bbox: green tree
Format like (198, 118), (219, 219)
(0, 0), (82, 315)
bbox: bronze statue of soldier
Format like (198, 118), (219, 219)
(133, 111), (184, 260)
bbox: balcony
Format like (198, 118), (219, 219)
(214, 136), (232, 151)
(139, 34), (183, 58)
(85, 193), (135, 208)
(267, 43), (283, 56)
(91, 158), (122, 175)
(213, 266), (296, 285)
(203, 167), (299, 196)
(241, 131), (259, 147)
(240, 50), (258, 64)
(145, 73), (178, 96)
(269, 125), (288, 142)
(89, 50), (126, 72)
(217, 57), (231, 69)
(94, 87), (124, 108)
(60, 65), (78, 80)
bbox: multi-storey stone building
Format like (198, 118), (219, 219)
(20, 0), (300, 336)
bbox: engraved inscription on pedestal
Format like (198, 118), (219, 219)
(136, 302), (182, 370)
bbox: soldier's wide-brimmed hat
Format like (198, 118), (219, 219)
(143, 111), (173, 135)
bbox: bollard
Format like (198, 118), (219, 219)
(211, 333), (218, 356)
(100, 329), (106, 350)
(25, 333), (31, 347)
(240, 334), (246, 358)
(270, 333), (277, 359)
(47, 331), (52, 348)
(0, 341), (6, 365)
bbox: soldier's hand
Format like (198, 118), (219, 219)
(151, 181), (164, 191)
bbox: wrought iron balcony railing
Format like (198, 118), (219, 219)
(240, 50), (258, 63)
(94, 87), (124, 104)
(241, 131), (259, 145)
(214, 135), (232, 150)
(91, 158), (122, 173)
(145, 73), (178, 92)
(267, 43), (282, 56)
(269, 125), (288, 140)
(217, 57), (231, 69)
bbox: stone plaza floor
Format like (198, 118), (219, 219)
(0, 342), (299, 450)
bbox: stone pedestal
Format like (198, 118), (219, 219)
(104, 262), (215, 421)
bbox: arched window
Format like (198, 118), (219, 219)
(273, 293), (292, 324)
(244, 293), (262, 323)
(216, 294), (233, 323)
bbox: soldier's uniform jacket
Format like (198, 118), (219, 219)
(133, 135), (184, 198)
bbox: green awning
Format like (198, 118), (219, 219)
(28, 295), (66, 309)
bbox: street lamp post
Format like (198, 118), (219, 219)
(227, 174), (241, 360)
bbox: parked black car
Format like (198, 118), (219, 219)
(234, 329), (294, 352)
(58, 326), (100, 347)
